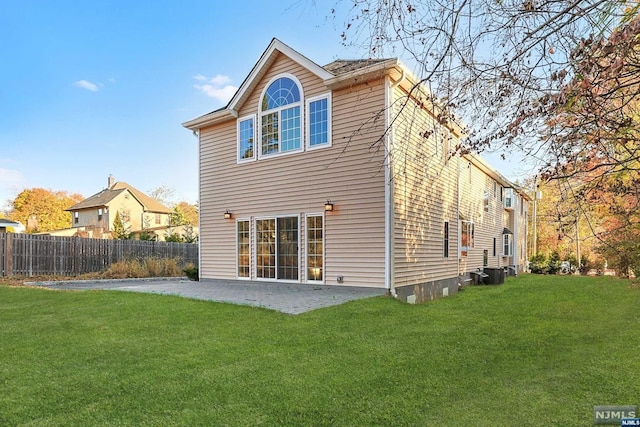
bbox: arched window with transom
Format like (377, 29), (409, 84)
(259, 75), (303, 157)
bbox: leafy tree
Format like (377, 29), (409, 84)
(171, 201), (198, 226)
(111, 210), (133, 240)
(164, 232), (184, 243)
(7, 188), (84, 232)
(138, 217), (156, 241)
(182, 223), (198, 243)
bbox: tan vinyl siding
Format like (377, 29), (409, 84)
(391, 85), (460, 286)
(391, 84), (515, 286)
(458, 163), (505, 269)
(199, 54), (387, 287)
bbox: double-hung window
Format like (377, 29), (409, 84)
(259, 76), (302, 157)
(237, 115), (256, 162)
(503, 233), (513, 257)
(460, 220), (474, 257)
(306, 93), (331, 149)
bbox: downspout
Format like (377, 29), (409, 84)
(456, 155), (461, 276)
(513, 194), (518, 275)
(386, 67), (405, 298)
(194, 129), (202, 280)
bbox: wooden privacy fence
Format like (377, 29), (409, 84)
(0, 233), (198, 277)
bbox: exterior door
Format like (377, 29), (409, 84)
(277, 217), (298, 280)
(255, 216), (298, 281)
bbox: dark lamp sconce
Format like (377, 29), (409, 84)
(224, 210), (232, 220)
(324, 199), (334, 212)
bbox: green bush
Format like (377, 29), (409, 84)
(183, 264), (199, 281)
(529, 254), (548, 274)
(547, 251), (562, 275)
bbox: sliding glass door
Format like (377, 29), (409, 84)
(255, 217), (299, 280)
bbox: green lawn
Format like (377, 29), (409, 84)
(1, 275), (639, 426)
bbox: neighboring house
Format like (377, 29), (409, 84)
(0, 219), (25, 233)
(183, 39), (530, 303)
(64, 175), (174, 240)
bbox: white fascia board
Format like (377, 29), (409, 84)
(182, 109), (238, 130)
(227, 38), (334, 111)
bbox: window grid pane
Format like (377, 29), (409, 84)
(256, 219), (275, 278)
(309, 98), (328, 146)
(261, 113), (279, 155)
(280, 106), (301, 152)
(262, 77), (301, 111)
(307, 216), (323, 281)
(237, 220), (250, 277)
(277, 217), (299, 280)
(239, 118), (254, 160)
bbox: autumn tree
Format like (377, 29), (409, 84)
(339, 1), (640, 269)
(7, 188), (84, 232)
(170, 202), (198, 226)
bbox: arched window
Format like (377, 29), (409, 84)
(260, 76), (302, 156)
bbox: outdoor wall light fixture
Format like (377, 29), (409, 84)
(224, 210), (232, 220)
(324, 199), (334, 212)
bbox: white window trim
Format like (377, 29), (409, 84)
(257, 73), (305, 160)
(305, 92), (332, 150)
(443, 220), (450, 258)
(503, 233), (513, 257)
(305, 213), (325, 284)
(236, 218), (252, 280)
(237, 114), (256, 164)
(459, 220), (475, 257)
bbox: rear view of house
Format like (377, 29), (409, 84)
(184, 39), (529, 303)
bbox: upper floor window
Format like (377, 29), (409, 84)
(98, 208), (103, 222)
(306, 93), (331, 149)
(237, 115), (256, 163)
(259, 75), (302, 157)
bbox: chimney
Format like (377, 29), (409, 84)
(108, 174), (114, 188)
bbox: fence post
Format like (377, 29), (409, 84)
(4, 233), (12, 277)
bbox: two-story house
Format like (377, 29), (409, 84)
(65, 175), (173, 239)
(183, 39), (529, 303)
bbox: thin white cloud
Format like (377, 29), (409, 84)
(193, 74), (237, 104)
(0, 167), (27, 207)
(208, 74), (231, 86)
(73, 80), (99, 92)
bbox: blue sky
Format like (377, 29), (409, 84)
(0, 0), (526, 211)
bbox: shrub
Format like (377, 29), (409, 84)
(547, 251), (562, 275)
(183, 264), (199, 281)
(579, 255), (591, 275)
(529, 254), (548, 274)
(97, 258), (185, 279)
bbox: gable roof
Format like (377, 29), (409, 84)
(323, 58), (394, 75)
(227, 38), (334, 112)
(66, 181), (173, 214)
(182, 39), (400, 130)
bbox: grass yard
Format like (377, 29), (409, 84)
(1, 275), (639, 426)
